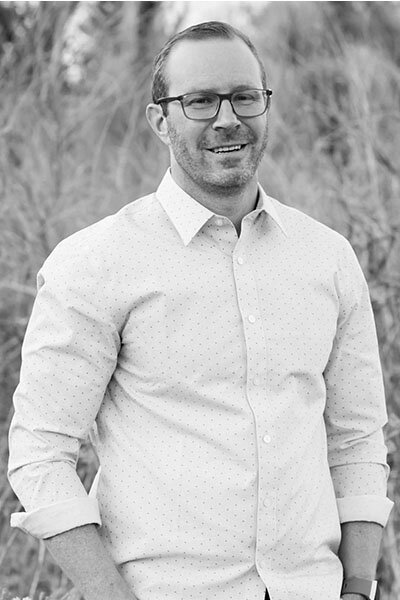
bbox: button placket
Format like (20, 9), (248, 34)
(233, 242), (276, 557)
(208, 216), (237, 256)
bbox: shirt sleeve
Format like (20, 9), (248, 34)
(330, 463), (393, 526)
(323, 238), (393, 526)
(8, 240), (121, 539)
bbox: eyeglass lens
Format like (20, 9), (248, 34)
(181, 90), (268, 119)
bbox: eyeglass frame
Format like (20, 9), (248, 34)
(155, 88), (273, 120)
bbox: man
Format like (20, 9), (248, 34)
(8, 21), (393, 600)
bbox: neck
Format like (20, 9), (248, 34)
(170, 167), (259, 234)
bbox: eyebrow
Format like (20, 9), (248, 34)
(183, 84), (262, 94)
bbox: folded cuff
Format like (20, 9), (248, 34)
(10, 495), (102, 539)
(336, 495), (394, 526)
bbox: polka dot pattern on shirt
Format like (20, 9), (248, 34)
(8, 170), (391, 600)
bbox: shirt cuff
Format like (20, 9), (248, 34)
(336, 495), (394, 526)
(10, 496), (102, 539)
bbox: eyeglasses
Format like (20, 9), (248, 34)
(155, 88), (272, 120)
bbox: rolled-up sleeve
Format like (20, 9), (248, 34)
(324, 239), (393, 526)
(8, 238), (120, 538)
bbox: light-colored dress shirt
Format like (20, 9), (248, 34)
(8, 170), (393, 600)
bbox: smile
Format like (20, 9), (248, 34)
(209, 144), (246, 154)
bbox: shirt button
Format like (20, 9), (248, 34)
(248, 314), (256, 323)
(263, 497), (270, 507)
(237, 256), (244, 265)
(263, 434), (271, 444)
(215, 218), (224, 227)
(253, 377), (261, 386)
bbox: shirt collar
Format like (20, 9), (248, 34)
(156, 169), (288, 246)
(255, 185), (288, 237)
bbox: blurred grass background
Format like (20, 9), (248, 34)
(0, 1), (399, 598)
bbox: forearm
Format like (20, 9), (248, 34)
(339, 521), (383, 599)
(339, 521), (383, 578)
(45, 524), (137, 600)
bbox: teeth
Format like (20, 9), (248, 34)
(212, 145), (242, 153)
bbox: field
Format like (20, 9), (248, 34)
(0, 2), (399, 598)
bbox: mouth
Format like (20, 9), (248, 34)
(207, 143), (247, 154)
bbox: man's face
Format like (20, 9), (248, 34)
(162, 37), (269, 195)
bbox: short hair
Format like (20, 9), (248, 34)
(151, 21), (267, 105)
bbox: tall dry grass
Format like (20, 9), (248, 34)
(0, 1), (399, 598)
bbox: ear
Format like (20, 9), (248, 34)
(146, 103), (170, 146)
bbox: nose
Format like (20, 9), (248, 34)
(212, 98), (241, 130)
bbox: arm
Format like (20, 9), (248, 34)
(323, 240), (393, 598)
(339, 521), (383, 599)
(8, 239), (127, 584)
(8, 244), (120, 524)
(339, 520), (382, 579)
(45, 524), (137, 600)
(323, 239), (393, 509)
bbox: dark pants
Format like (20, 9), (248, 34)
(264, 590), (270, 600)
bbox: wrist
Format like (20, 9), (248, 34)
(341, 576), (379, 600)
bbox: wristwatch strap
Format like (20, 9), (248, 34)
(341, 577), (379, 599)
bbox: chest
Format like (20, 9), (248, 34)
(117, 237), (339, 382)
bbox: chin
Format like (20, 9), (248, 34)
(206, 168), (254, 190)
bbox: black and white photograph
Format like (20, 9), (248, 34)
(0, 2), (399, 600)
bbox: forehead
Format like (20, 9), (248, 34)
(165, 37), (263, 94)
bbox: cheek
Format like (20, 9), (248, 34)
(168, 117), (208, 149)
(249, 116), (267, 137)
(258, 119), (269, 138)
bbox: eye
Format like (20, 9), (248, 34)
(184, 93), (216, 108)
(234, 90), (261, 104)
